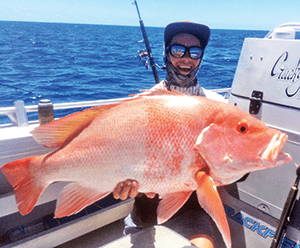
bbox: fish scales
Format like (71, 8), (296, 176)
(32, 95), (201, 192)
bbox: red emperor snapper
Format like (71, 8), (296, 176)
(1, 89), (292, 248)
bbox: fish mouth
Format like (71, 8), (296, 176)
(261, 132), (292, 167)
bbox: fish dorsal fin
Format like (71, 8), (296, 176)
(55, 182), (110, 218)
(31, 89), (182, 148)
(195, 171), (231, 248)
(157, 191), (192, 224)
(31, 103), (119, 148)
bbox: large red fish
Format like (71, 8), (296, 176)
(2, 89), (291, 248)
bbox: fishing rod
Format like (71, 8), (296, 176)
(133, 0), (160, 84)
(270, 165), (300, 248)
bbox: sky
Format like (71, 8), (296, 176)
(0, 0), (299, 31)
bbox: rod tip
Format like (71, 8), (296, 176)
(296, 165), (300, 177)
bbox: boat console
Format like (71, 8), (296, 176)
(221, 22), (300, 247)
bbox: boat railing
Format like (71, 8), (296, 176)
(210, 87), (231, 97)
(0, 97), (130, 127)
(0, 88), (231, 128)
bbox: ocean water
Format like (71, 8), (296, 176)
(0, 21), (268, 123)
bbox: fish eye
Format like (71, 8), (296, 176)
(236, 121), (249, 134)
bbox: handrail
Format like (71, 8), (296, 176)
(0, 97), (129, 116)
(0, 97), (130, 126)
(210, 87), (231, 94)
(0, 88), (230, 126)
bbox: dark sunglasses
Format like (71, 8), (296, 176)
(168, 44), (203, 60)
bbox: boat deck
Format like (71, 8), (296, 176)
(57, 222), (194, 248)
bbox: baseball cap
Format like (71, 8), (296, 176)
(164, 20), (211, 49)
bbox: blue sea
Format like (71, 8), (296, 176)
(0, 21), (268, 124)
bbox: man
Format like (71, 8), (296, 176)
(113, 21), (223, 248)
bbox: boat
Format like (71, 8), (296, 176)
(1, 23), (300, 248)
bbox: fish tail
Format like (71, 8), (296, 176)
(1, 157), (46, 215)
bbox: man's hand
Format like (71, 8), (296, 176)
(113, 179), (156, 200)
(113, 179), (139, 200)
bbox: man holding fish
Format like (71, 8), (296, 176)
(2, 21), (291, 248)
(114, 20), (223, 248)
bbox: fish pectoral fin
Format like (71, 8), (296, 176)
(55, 182), (110, 218)
(31, 104), (119, 148)
(195, 171), (231, 248)
(157, 191), (193, 224)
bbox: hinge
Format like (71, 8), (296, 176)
(249, 91), (263, 114)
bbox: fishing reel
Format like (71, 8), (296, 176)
(137, 50), (165, 71)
